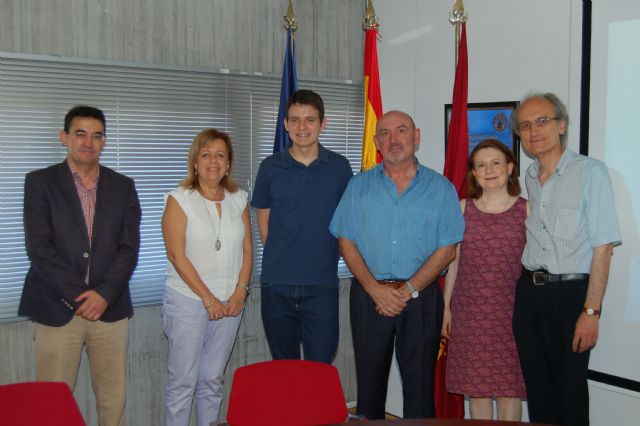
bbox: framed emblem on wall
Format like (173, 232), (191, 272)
(444, 101), (520, 167)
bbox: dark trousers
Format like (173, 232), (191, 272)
(512, 271), (591, 426)
(261, 283), (339, 364)
(350, 278), (443, 420)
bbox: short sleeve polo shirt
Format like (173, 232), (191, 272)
(251, 144), (353, 285)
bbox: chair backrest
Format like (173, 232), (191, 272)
(0, 381), (85, 426)
(226, 360), (349, 426)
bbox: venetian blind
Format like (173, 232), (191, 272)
(0, 53), (363, 321)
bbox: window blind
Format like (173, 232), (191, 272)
(0, 53), (363, 321)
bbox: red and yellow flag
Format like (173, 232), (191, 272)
(361, 25), (383, 171)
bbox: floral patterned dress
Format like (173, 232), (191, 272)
(446, 197), (527, 397)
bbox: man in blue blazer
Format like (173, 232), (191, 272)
(19, 105), (141, 426)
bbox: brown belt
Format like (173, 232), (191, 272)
(377, 279), (406, 289)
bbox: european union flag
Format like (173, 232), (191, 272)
(273, 28), (298, 154)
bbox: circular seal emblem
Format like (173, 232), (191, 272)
(492, 112), (508, 132)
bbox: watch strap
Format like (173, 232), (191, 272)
(406, 280), (419, 298)
(583, 306), (601, 316)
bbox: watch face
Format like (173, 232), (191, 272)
(586, 308), (595, 315)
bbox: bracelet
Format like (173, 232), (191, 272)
(236, 283), (249, 292)
(203, 297), (216, 308)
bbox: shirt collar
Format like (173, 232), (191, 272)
(555, 147), (575, 176)
(527, 147), (574, 179)
(67, 160), (100, 189)
(281, 143), (328, 167)
(377, 157), (421, 177)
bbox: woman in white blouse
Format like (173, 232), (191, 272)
(161, 129), (252, 426)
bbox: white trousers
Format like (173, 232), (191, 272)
(163, 287), (242, 426)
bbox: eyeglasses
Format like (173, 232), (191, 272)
(516, 116), (559, 133)
(72, 130), (106, 143)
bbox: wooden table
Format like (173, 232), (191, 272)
(325, 419), (556, 426)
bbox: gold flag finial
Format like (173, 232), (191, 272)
(449, 0), (467, 25)
(363, 0), (379, 31)
(284, 0), (298, 32)
(449, 0), (467, 65)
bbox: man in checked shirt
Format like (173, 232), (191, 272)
(511, 93), (621, 426)
(19, 105), (141, 426)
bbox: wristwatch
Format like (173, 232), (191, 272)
(583, 306), (601, 316)
(406, 280), (419, 299)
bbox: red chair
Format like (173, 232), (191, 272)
(226, 360), (351, 426)
(0, 381), (85, 426)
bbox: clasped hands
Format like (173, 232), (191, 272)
(204, 289), (246, 321)
(372, 285), (410, 317)
(74, 290), (108, 321)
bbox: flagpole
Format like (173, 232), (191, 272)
(434, 1), (469, 419)
(283, 0), (298, 61)
(449, 0), (467, 66)
(273, 0), (299, 154)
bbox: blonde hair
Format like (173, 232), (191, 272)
(181, 129), (238, 192)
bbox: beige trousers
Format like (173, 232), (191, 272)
(33, 316), (128, 426)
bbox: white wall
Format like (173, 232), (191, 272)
(373, 0), (639, 423)
(375, 0), (582, 178)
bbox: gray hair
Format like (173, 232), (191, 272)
(511, 92), (569, 146)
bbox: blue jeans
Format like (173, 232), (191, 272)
(260, 283), (339, 364)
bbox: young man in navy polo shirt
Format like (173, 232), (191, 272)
(251, 89), (353, 363)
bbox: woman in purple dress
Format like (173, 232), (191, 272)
(442, 139), (528, 421)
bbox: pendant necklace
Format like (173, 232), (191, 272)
(200, 194), (223, 251)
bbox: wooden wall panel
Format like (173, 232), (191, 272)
(0, 0), (364, 80)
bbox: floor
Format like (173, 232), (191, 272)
(348, 407), (399, 420)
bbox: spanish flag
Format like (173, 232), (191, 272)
(361, 10), (383, 171)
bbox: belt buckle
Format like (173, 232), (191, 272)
(532, 271), (547, 286)
(379, 280), (404, 289)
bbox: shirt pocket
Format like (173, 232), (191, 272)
(553, 207), (581, 241)
(405, 205), (439, 255)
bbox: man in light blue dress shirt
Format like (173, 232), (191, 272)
(330, 110), (464, 419)
(510, 93), (621, 426)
